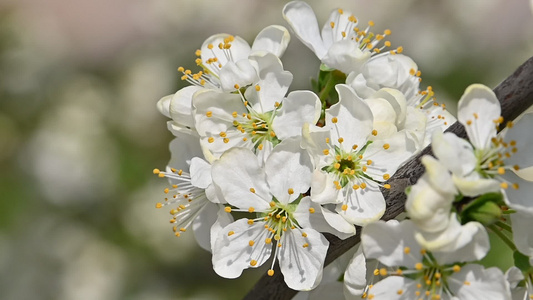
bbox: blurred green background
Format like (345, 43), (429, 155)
(0, 0), (532, 299)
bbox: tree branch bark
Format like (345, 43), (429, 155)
(243, 56), (533, 300)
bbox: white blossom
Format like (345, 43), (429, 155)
(283, 1), (399, 74)
(359, 219), (509, 300)
(210, 139), (329, 290)
(303, 84), (416, 226)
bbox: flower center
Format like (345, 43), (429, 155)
(322, 145), (369, 188)
(262, 202), (297, 241)
(232, 109), (280, 151)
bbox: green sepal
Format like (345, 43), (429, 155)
(459, 192), (503, 226)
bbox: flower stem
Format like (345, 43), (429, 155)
(494, 220), (512, 233)
(319, 72), (336, 102)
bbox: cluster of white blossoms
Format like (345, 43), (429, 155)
(152, 1), (533, 296)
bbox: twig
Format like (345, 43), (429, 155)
(243, 56), (533, 300)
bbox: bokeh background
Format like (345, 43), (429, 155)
(0, 0), (532, 299)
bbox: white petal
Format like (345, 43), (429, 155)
(265, 138), (313, 204)
(247, 52), (293, 112)
(362, 54), (418, 90)
(279, 227), (329, 291)
(452, 174), (500, 197)
(343, 246), (368, 298)
(326, 84), (373, 152)
(320, 8), (355, 49)
(169, 85), (204, 129)
(272, 90), (321, 140)
(505, 266), (524, 289)
(157, 94), (172, 118)
(431, 219), (490, 264)
(320, 205), (356, 239)
(406, 181), (453, 233)
(322, 40), (371, 74)
(404, 106), (427, 151)
(336, 182), (385, 226)
(192, 202), (219, 252)
(365, 97), (398, 139)
(503, 113), (533, 171)
(502, 171), (533, 214)
(432, 131), (477, 177)
(192, 89), (245, 136)
(212, 219), (273, 278)
(198, 127), (254, 161)
(210, 205), (235, 251)
(346, 71), (378, 99)
(201, 33), (251, 75)
(293, 196), (313, 228)
(168, 133), (202, 172)
(301, 123), (331, 166)
(211, 148), (271, 210)
(282, 1), (327, 59)
(361, 220), (422, 267)
(219, 59), (258, 92)
(422, 155), (457, 195)
(310, 170), (343, 204)
(372, 88), (408, 129)
(251, 25), (291, 57)
(190, 157), (212, 189)
(511, 212), (533, 258)
(366, 274), (417, 299)
(363, 133), (416, 180)
(449, 264), (511, 300)
(300, 200), (355, 240)
(458, 84), (501, 150)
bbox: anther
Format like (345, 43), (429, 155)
(372, 130), (378, 136)
(383, 174), (390, 180)
(228, 231), (235, 236)
(224, 207), (232, 213)
(288, 188), (294, 195)
(249, 240), (255, 246)
(331, 117), (338, 123)
(309, 208), (315, 214)
(250, 260), (257, 266)
(383, 143), (390, 150)
(267, 269), (274, 276)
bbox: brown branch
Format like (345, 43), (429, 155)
(243, 56), (533, 300)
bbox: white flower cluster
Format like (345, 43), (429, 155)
(152, 1), (533, 296)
